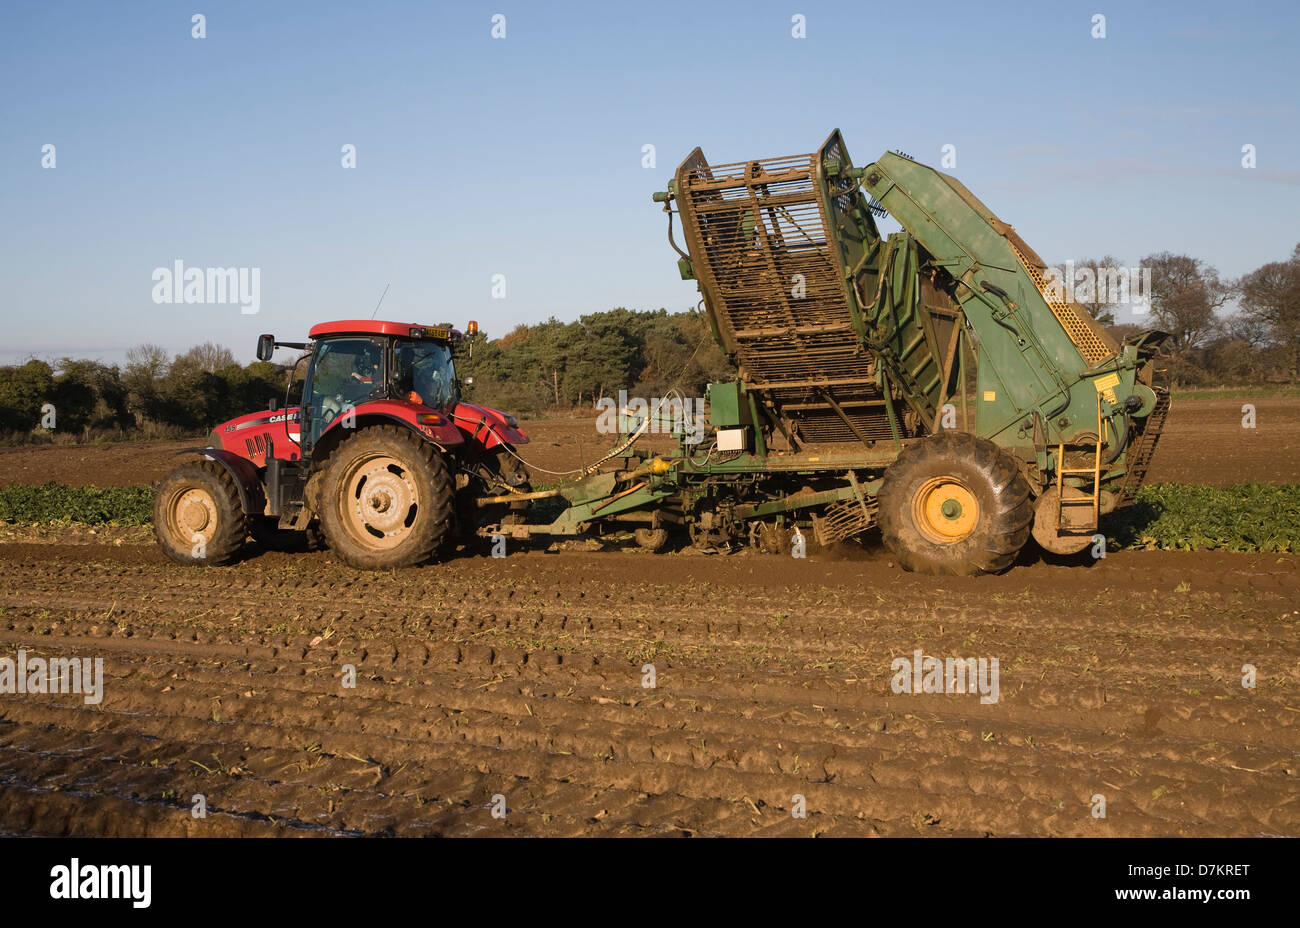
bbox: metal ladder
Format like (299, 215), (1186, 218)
(1054, 392), (1105, 533)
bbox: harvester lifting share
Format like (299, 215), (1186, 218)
(487, 130), (1170, 575)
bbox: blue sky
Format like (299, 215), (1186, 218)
(2, 0), (1297, 366)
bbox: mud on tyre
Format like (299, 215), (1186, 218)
(318, 425), (455, 569)
(153, 460), (248, 565)
(877, 431), (1032, 576)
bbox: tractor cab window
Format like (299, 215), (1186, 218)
(285, 352), (310, 408)
(306, 337), (385, 444)
(392, 339), (457, 411)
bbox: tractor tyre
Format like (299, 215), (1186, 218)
(877, 431), (1032, 576)
(318, 425), (455, 569)
(153, 460), (248, 565)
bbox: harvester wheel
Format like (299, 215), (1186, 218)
(153, 460), (248, 565)
(318, 426), (455, 569)
(634, 527), (670, 552)
(877, 431), (1032, 576)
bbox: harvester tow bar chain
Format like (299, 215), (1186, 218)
(486, 389), (690, 481)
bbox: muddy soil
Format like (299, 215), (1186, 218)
(0, 539), (1295, 837)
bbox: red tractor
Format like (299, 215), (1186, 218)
(152, 320), (531, 569)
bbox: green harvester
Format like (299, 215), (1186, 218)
(484, 130), (1170, 575)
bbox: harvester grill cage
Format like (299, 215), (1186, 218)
(675, 147), (889, 445)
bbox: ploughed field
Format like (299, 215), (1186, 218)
(0, 395), (1296, 837)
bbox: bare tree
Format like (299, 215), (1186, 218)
(178, 342), (236, 375)
(1238, 243), (1300, 380)
(1066, 255), (1126, 325)
(1140, 252), (1232, 352)
(125, 343), (170, 381)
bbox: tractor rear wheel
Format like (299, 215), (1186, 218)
(153, 460), (248, 565)
(877, 431), (1032, 576)
(318, 425), (455, 569)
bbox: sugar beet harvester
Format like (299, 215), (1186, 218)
(488, 130), (1170, 575)
(154, 131), (1168, 576)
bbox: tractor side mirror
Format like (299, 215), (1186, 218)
(256, 334), (275, 362)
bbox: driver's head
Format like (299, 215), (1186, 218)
(351, 346), (380, 381)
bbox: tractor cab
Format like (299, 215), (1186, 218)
(259, 320), (466, 452)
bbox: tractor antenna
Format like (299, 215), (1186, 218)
(369, 283), (391, 320)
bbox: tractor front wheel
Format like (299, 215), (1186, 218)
(877, 431), (1032, 576)
(153, 460), (248, 565)
(318, 426), (455, 569)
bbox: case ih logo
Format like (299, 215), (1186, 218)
(224, 411), (299, 432)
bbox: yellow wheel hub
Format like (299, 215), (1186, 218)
(912, 476), (979, 544)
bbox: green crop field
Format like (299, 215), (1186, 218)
(1103, 482), (1300, 553)
(0, 482), (152, 526)
(2, 480), (1297, 554)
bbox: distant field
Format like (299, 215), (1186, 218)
(1171, 385), (1300, 401)
(1, 397), (1295, 487)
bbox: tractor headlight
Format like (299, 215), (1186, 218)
(505, 415), (518, 429)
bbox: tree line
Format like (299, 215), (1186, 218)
(0, 309), (734, 442)
(1059, 245), (1300, 385)
(0, 343), (283, 443)
(457, 307), (733, 412)
(0, 243), (1295, 442)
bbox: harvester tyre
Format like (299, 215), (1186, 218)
(318, 426), (455, 569)
(153, 460), (248, 566)
(634, 527), (670, 552)
(877, 431), (1032, 576)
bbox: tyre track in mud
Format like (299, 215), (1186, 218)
(0, 543), (1296, 837)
